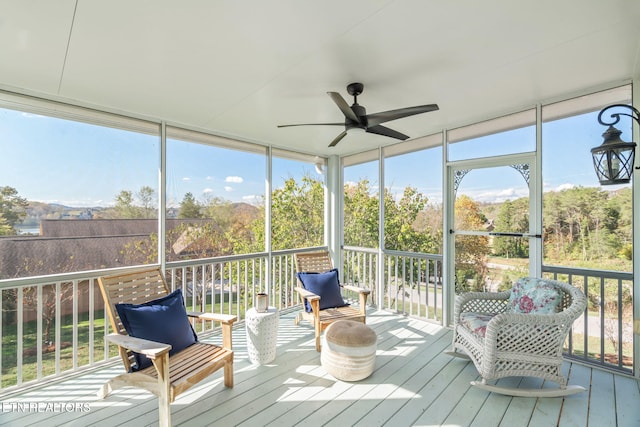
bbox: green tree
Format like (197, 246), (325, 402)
(384, 186), (436, 253)
(455, 195), (490, 291)
(542, 186), (625, 266)
(137, 186), (157, 218)
(344, 180), (379, 248)
(111, 186), (157, 219)
(0, 213), (13, 235)
(492, 198), (529, 258)
(271, 175), (324, 250)
(113, 190), (138, 218)
(178, 192), (202, 218)
(237, 175), (323, 253)
(0, 186), (29, 234)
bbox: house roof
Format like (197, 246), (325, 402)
(0, 218), (219, 279)
(1, 1), (639, 156)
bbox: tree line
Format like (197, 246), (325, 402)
(0, 182), (632, 276)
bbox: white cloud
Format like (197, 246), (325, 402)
(464, 187), (529, 204)
(242, 195), (261, 204)
(225, 176), (243, 183)
(206, 176), (213, 180)
(203, 188), (213, 194)
(555, 183), (575, 192)
(182, 177), (191, 182)
(224, 186), (233, 192)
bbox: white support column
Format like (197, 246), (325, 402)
(326, 155), (342, 270)
(265, 146), (273, 291)
(377, 147), (385, 308)
(531, 104), (543, 277)
(442, 130), (454, 326)
(632, 78), (639, 379)
(159, 122), (167, 271)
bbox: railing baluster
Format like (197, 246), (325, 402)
(72, 280), (78, 370)
(36, 284), (43, 380)
(17, 287), (23, 385)
(89, 278), (94, 366)
(55, 282), (61, 375)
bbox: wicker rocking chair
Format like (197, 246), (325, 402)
(447, 278), (588, 397)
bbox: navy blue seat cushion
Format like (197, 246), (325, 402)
(115, 288), (197, 370)
(296, 268), (348, 313)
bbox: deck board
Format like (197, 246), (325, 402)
(0, 309), (637, 427)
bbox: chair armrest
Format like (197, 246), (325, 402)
(483, 312), (575, 354)
(187, 312), (236, 350)
(454, 291), (510, 322)
(295, 286), (320, 301)
(187, 311), (237, 325)
(105, 333), (171, 359)
(342, 285), (371, 295)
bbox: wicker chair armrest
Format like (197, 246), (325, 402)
(483, 311), (575, 352)
(454, 291), (510, 321)
(105, 333), (171, 359)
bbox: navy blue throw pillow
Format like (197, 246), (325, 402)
(296, 268), (348, 313)
(115, 288), (197, 370)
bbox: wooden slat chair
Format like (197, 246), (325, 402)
(294, 251), (370, 351)
(98, 267), (237, 427)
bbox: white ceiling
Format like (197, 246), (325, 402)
(1, 0), (639, 156)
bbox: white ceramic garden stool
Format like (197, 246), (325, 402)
(245, 307), (279, 364)
(321, 320), (377, 381)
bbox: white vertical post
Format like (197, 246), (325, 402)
(531, 104), (543, 277)
(632, 78), (639, 379)
(159, 122), (167, 271)
(377, 147), (385, 308)
(443, 130), (454, 326)
(265, 146), (273, 298)
(326, 155), (342, 271)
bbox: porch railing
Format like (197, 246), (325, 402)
(0, 247), (324, 393)
(343, 247), (443, 321)
(343, 247), (634, 374)
(543, 265), (634, 374)
(0, 247), (632, 394)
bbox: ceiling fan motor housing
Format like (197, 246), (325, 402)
(348, 103), (367, 130)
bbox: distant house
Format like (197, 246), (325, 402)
(0, 218), (214, 279)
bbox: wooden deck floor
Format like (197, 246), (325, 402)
(1, 310), (639, 427)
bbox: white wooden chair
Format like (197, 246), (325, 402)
(448, 278), (588, 397)
(98, 267), (236, 427)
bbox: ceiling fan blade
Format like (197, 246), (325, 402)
(328, 130), (348, 147)
(327, 92), (360, 123)
(366, 124), (409, 141)
(366, 104), (439, 127)
(277, 122), (344, 128)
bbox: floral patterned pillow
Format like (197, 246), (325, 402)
(508, 277), (561, 314)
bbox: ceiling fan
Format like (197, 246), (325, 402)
(278, 82), (439, 147)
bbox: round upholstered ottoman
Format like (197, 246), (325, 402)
(321, 320), (377, 381)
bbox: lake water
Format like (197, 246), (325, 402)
(15, 226), (40, 235)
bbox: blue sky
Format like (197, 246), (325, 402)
(0, 106), (632, 209)
(367, 110), (632, 205)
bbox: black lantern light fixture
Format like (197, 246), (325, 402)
(591, 104), (639, 185)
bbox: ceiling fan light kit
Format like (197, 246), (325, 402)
(278, 82), (439, 147)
